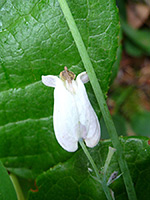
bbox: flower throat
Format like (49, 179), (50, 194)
(60, 67), (75, 83)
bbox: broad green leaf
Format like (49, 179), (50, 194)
(0, 0), (119, 179)
(131, 111), (150, 136)
(0, 161), (17, 200)
(110, 30), (122, 84)
(28, 137), (150, 200)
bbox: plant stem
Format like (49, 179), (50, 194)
(103, 147), (116, 176)
(58, 1), (137, 200)
(10, 173), (25, 200)
(79, 139), (113, 200)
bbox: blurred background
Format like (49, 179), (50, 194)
(102, 0), (150, 138)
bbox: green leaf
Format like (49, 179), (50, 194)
(110, 30), (122, 84)
(28, 137), (150, 200)
(131, 111), (150, 136)
(0, 161), (17, 200)
(0, 0), (119, 179)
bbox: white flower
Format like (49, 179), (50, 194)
(42, 67), (100, 152)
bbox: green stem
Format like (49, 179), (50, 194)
(58, 1), (137, 200)
(79, 139), (113, 200)
(103, 147), (116, 176)
(10, 173), (25, 200)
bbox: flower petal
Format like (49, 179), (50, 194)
(77, 72), (89, 84)
(53, 79), (80, 152)
(42, 75), (58, 87)
(84, 114), (100, 148)
(75, 75), (101, 148)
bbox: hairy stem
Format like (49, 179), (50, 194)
(79, 139), (113, 200)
